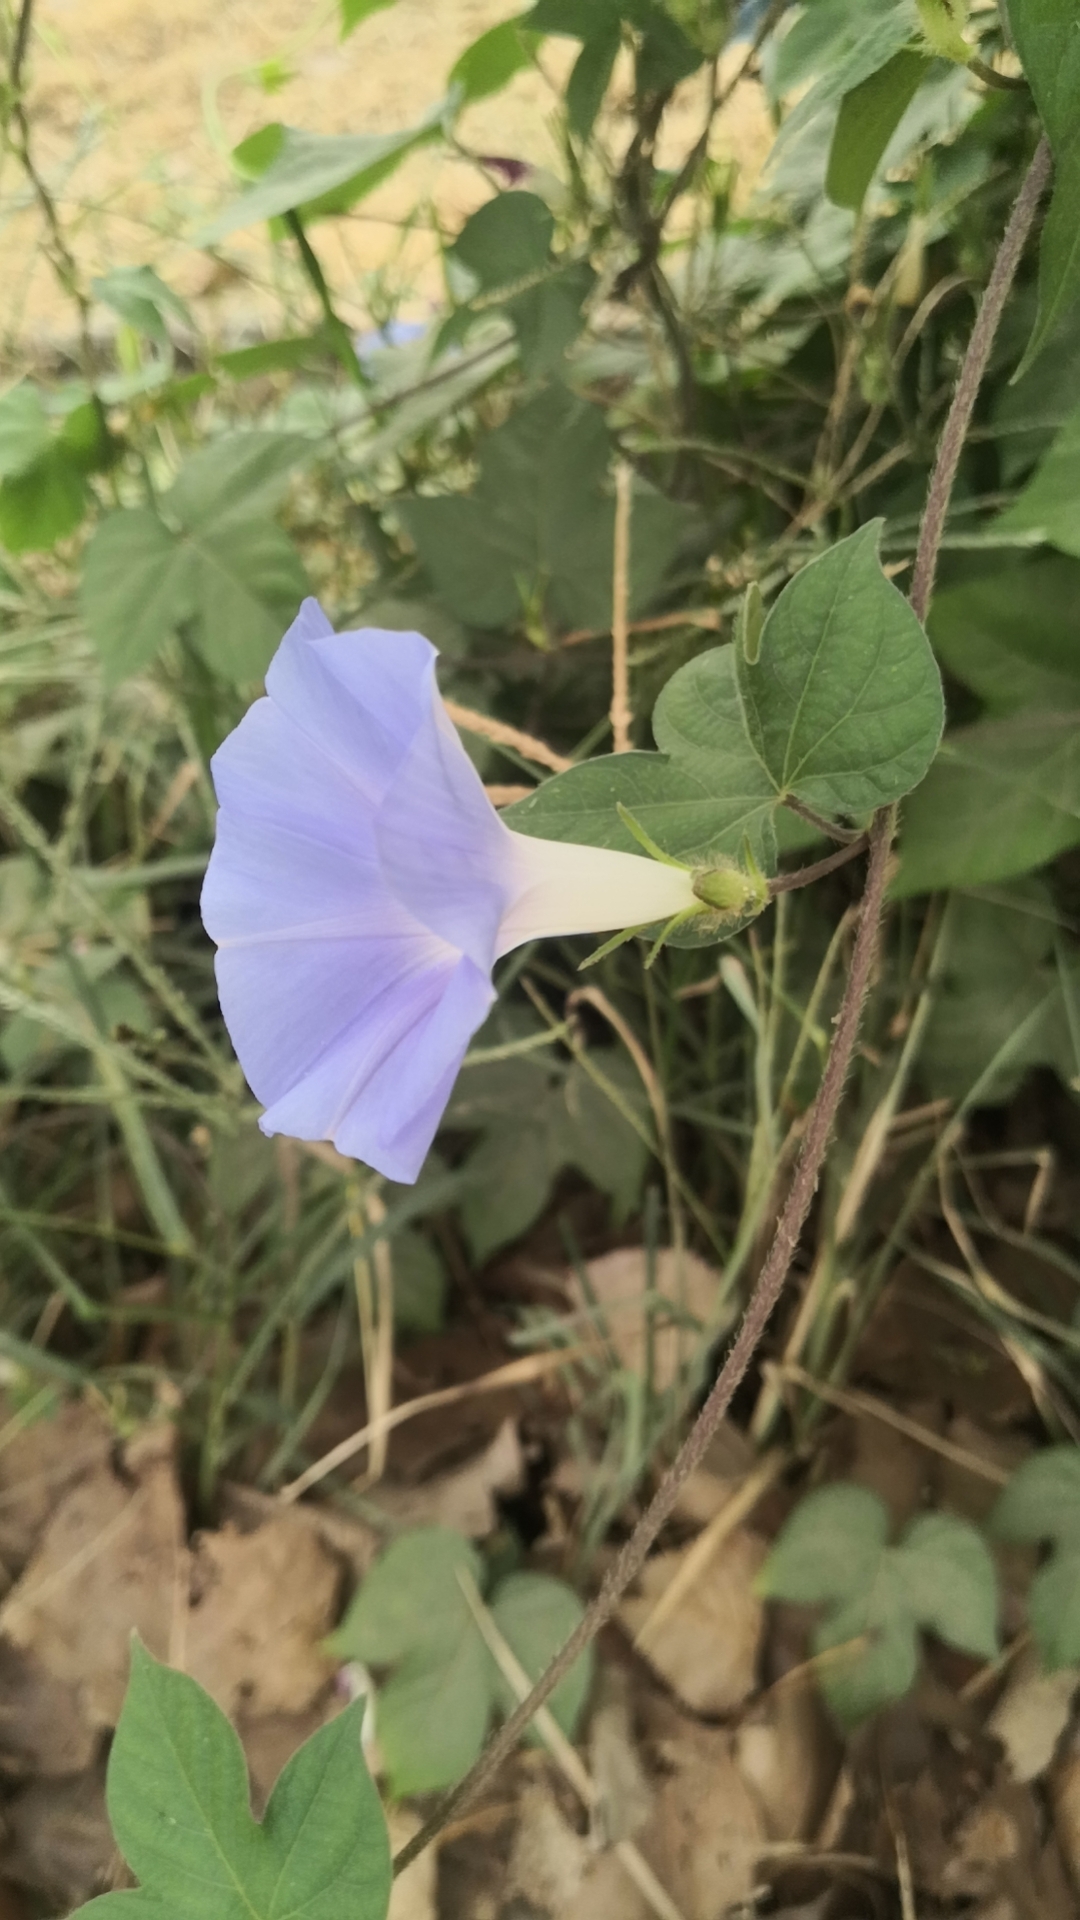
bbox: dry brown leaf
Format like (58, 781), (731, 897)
(1052, 1735), (1080, 1890)
(589, 1668), (652, 1845)
(735, 1682), (840, 1843)
(506, 1780), (652, 1920)
(386, 1808), (439, 1920)
(989, 1650), (1079, 1784)
(0, 1639), (94, 1776)
(362, 1416), (523, 1538)
(671, 1422), (756, 1526)
(184, 1510), (341, 1720)
(570, 1248), (724, 1393)
(0, 1423), (183, 1734)
(2, 1764), (113, 1912)
(620, 1528), (766, 1715)
(240, 1701), (341, 1815)
(223, 1481), (380, 1584)
(641, 1717), (766, 1919)
(0, 1395), (113, 1577)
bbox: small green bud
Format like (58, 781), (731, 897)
(736, 582), (765, 665)
(692, 863), (769, 916)
(916, 0), (971, 63)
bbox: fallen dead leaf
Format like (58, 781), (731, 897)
(990, 1649), (1079, 1784)
(0, 1394), (113, 1577)
(640, 1714), (767, 1919)
(0, 1423), (183, 1735)
(362, 1416), (523, 1537)
(620, 1528), (766, 1715)
(241, 1700), (342, 1815)
(386, 1807), (439, 1920)
(671, 1421), (756, 1527)
(184, 1510), (342, 1719)
(1052, 1731), (1080, 1892)
(2, 1763), (113, 1913)
(570, 1248), (726, 1394)
(222, 1481), (380, 1584)
(506, 1779), (652, 1920)
(0, 1639), (93, 1776)
(589, 1668), (652, 1845)
(735, 1681), (840, 1843)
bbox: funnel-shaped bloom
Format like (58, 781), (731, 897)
(201, 600), (697, 1182)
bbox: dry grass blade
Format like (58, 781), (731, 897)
(278, 1347), (585, 1502)
(456, 1568), (687, 1920)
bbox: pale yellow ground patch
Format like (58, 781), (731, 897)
(3, 0), (771, 351)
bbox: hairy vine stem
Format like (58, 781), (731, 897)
(392, 132), (1053, 1880)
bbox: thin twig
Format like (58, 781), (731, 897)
(768, 834), (869, 895)
(611, 462), (633, 752)
(393, 115), (1052, 1888)
(909, 136), (1052, 622)
(278, 1346), (584, 1502)
(446, 701), (572, 775)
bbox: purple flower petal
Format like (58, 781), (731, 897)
(202, 598), (700, 1183)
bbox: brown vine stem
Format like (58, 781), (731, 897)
(910, 134), (1051, 621)
(392, 132), (1053, 1882)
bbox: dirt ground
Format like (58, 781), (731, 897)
(3, 0), (771, 352)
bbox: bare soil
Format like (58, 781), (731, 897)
(3, 0), (770, 351)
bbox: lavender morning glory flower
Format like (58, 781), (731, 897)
(201, 600), (702, 1183)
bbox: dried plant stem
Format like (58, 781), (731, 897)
(445, 701), (572, 775)
(393, 129), (1052, 1884)
(610, 462), (633, 752)
(909, 136), (1052, 621)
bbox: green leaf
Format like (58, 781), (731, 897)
(992, 1447), (1080, 1551)
(505, 260), (595, 376)
(215, 332), (331, 379)
(762, 1486), (998, 1726)
(391, 1228), (447, 1334)
(758, 1483), (890, 1607)
(894, 710), (1080, 894)
(565, 21), (621, 139)
(397, 386), (693, 630)
(995, 400), (1080, 556)
(81, 509), (195, 682)
(915, 0), (970, 62)
(920, 885), (1068, 1103)
(929, 556), (1080, 713)
(489, 1572), (593, 1739)
(0, 445), (87, 553)
(81, 432), (314, 683)
(328, 1527), (588, 1796)
(0, 384), (52, 477)
(166, 430), (317, 525)
(70, 1639), (390, 1919)
(813, 1586), (919, 1727)
(992, 1449), (1080, 1669)
(329, 1527), (490, 1794)
(449, 16), (538, 100)
(451, 191), (554, 290)
(772, 0), (917, 153)
(92, 265), (193, 343)
(339, 0), (397, 38)
(826, 50), (933, 209)
(504, 742), (778, 889)
(1028, 1550), (1080, 1669)
(331, 1527), (484, 1665)
(454, 1052), (647, 1263)
(198, 106), (448, 242)
(1007, 0), (1080, 375)
(896, 1513), (998, 1659)
(735, 523), (944, 815)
